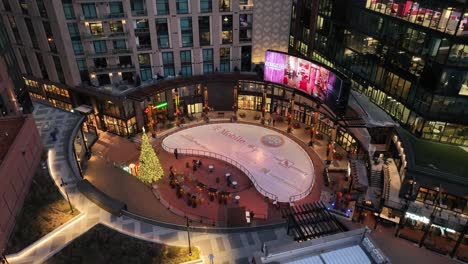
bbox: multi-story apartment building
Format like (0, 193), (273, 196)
(0, 18), (42, 251)
(289, 0), (468, 147)
(0, 0), (291, 137)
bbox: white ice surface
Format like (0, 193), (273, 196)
(162, 123), (315, 202)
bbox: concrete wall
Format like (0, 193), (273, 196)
(0, 115), (43, 250)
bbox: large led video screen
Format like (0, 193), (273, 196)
(264, 50), (348, 115)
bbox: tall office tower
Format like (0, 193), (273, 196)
(289, 0), (467, 146)
(0, 0), (291, 136)
(0, 18), (32, 116)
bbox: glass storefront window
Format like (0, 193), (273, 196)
(238, 95), (261, 110)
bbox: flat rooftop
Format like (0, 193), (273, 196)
(0, 115), (25, 163)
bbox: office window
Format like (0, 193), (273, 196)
(198, 16), (210, 46)
(203, 48), (213, 74)
(93, 40), (107, 53)
(89, 23), (103, 35)
(19, 49), (32, 75)
(2, 0), (11, 11)
(162, 52), (174, 76)
(156, 18), (170, 48)
(113, 39), (126, 50)
(25, 19), (39, 49)
(109, 21), (124, 32)
(36, 0), (47, 17)
(156, 0), (169, 15)
(180, 50), (191, 64)
(138, 53), (151, 65)
(19, 0), (28, 14)
(220, 47), (230, 72)
(200, 0), (212, 13)
(67, 23), (80, 40)
(7, 16), (21, 44)
(36, 53), (48, 79)
(222, 15), (232, 44)
(72, 41), (84, 55)
(53, 56), (66, 83)
(82, 3), (97, 19)
(180, 17), (193, 47)
(176, 0), (189, 14)
(110, 2), (124, 15)
(219, 0), (229, 12)
(131, 0), (146, 15)
(62, 0), (75, 19)
(43, 22), (57, 53)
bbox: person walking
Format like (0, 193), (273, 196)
(174, 148), (178, 159)
(208, 253), (214, 264)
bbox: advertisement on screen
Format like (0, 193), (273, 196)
(264, 50), (348, 115)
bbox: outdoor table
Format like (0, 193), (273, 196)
(208, 165), (214, 172)
(235, 195), (240, 204)
(176, 175), (184, 183)
(232, 181), (238, 189)
(225, 173), (231, 177)
(208, 187), (217, 193)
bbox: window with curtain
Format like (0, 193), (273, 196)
(62, 1), (75, 19)
(82, 3), (97, 18)
(113, 39), (126, 49)
(140, 67), (152, 81)
(131, 0), (144, 11)
(67, 23), (80, 40)
(180, 17), (193, 47)
(76, 59), (89, 82)
(220, 47), (230, 72)
(203, 48), (213, 74)
(72, 41), (84, 55)
(156, 18), (170, 48)
(180, 50), (192, 77)
(162, 52), (174, 76)
(198, 16), (210, 46)
(176, 0), (189, 14)
(200, 0), (212, 13)
(93, 40), (107, 53)
(110, 2), (124, 14)
(156, 0), (169, 15)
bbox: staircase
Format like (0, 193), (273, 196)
(369, 169), (383, 188)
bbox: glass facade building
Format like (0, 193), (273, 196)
(289, 0), (468, 146)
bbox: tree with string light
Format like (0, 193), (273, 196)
(137, 128), (164, 184)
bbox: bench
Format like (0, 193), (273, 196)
(217, 112), (225, 118)
(77, 179), (127, 216)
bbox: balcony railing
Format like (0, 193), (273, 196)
(131, 9), (147, 16)
(81, 31), (128, 40)
(240, 5), (254, 11)
(134, 28), (150, 34)
(89, 64), (135, 73)
(85, 48), (132, 57)
(136, 44), (152, 51)
(76, 0), (123, 2)
(79, 12), (126, 21)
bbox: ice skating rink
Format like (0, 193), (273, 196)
(162, 123), (314, 202)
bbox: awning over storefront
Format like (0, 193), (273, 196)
(348, 90), (397, 128)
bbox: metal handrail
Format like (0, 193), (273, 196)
(161, 141), (279, 201)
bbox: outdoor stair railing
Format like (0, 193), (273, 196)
(161, 141), (279, 202)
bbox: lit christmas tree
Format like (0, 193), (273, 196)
(137, 128), (164, 184)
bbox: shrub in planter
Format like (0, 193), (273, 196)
(254, 114), (261, 120)
(239, 112), (246, 118)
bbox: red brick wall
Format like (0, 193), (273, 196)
(0, 115), (43, 250)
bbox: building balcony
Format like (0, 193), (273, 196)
(131, 10), (147, 16)
(85, 48), (132, 57)
(81, 31), (128, 40)
(76, 0), (123, 3)
(134, 28), (150, 34)
(136, 44), (152, 51)
(89, 64), (135, 74)
(240, 5), (254, 11)
(79, 12), (126, 22)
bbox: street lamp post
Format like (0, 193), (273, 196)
(60, 178), (74, 214)
(186, 217), (192, 256)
